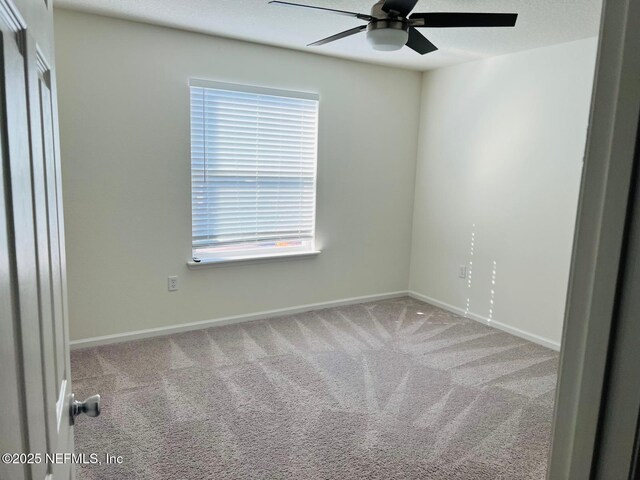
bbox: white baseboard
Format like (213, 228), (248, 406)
(407, 291), (561, 351)
(69, 291), (408, 350)
(70, 289), (561, 352)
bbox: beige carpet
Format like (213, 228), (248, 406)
(71, 296), (558, 479)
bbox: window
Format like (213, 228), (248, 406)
(189, 80), (319, 264)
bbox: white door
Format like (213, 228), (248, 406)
(0, 1), (94, 479)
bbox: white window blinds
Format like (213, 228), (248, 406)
(190, 80), (319, 258)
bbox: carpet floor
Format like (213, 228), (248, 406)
(71, 296), (558, 479)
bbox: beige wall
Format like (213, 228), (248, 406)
(54, 9), (422, 341)
(55, 9), (598, 347)
(409, 38), (598, 347)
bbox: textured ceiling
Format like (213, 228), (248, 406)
(54, 0), (602, 71)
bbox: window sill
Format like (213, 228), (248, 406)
(187, 250), (321, 269)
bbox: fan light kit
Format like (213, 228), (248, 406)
(367, 20), (409, 51)
(269, 0), (518, 55)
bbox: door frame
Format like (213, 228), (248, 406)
(548, 0), (640, 478)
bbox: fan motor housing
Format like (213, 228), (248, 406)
(370, 0), (403, 20)
(367, 19), (409, 34)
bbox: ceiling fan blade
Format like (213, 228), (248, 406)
(405, 27), (438, 55)
(308, 25), (368, 47)
(269, 1), (373, 21)
(382, 0), (419, 17)
(410, 12), (518, 28)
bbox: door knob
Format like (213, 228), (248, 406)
(70, 393), (101, 425)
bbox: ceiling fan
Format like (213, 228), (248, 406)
(269, 0), (518, 54)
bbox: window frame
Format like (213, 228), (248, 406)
(187, 79), (321, 267)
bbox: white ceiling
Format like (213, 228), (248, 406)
(54, 0), (602, 71)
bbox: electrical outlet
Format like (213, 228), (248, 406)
(458, 265), (467, 279)
(168, 276), (178, 291)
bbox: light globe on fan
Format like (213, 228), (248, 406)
(366, 24), (409, 51)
